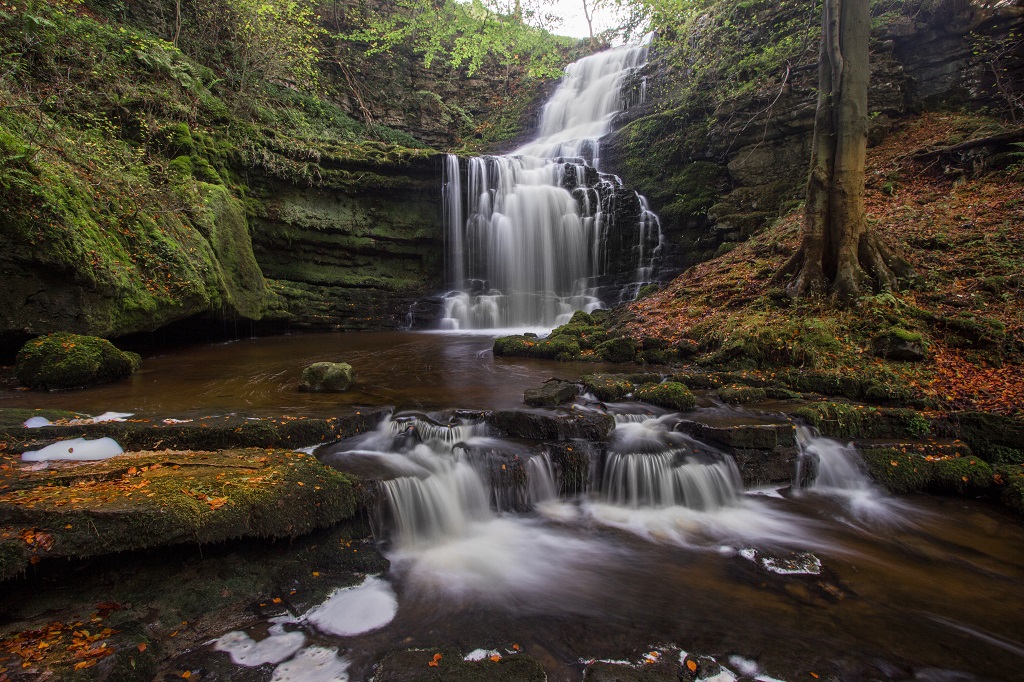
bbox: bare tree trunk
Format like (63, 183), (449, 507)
(582, 0), (595, 43)
(173, 0), (182, 48)
(776, 0), (912, 302)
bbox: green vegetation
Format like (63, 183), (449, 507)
(14, 333), (141, 390)
(794, 402), (931, 440)
(633, 381), (696, 410)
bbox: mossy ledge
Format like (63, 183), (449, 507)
(0, 447), (361, 581)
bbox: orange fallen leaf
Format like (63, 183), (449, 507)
(512, 644), (521, 651)
(686, 659), (697, 672)
(432, 653), (442, 661)
(428, 661), (438, 667)
(137, 643), (147, 652)
(810, 674), (819, 679)
(490, 654), (502, 662)
(182, 672), (192, 679)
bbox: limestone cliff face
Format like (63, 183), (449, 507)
(603, 0), (1024, 276)
(249, 155), (445, 331)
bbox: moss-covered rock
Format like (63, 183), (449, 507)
(994, 464), (1024, 514)
(0, 448), (357, 581)
(595, 337), (638, 363)
(632, 382), (696, 411)
(862, 448), (999, 499)
(14, 333), (141, 391)
(581, 374), (635, 401)
(524, 379), (579, 406)
(794, 402), (931, 440)
(300, 362), (355, 392)
(870, 327), (927, 361)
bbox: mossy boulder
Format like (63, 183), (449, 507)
(595, 337), (638, 363)
(14, 333), (141, 391)
(581, 374), (635, 401)
(994, 465), (1024, 514)
(300, 362), (355, 392)
(870, 328), (927, 361)
(632, 382), (696, 411)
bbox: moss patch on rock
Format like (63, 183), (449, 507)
(300, 362), (355, 392)
(632, 382), (696, 411)
(794, 402), (931, 440)
(862, 448), (1000, 499)
(14, 333), (141, 391)
(0, 448), (357, 581)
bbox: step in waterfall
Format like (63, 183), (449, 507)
(441, 40), (662, 330)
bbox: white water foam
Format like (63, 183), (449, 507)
(22, 437), (123, 462)
(304, 575), (398, 637)
(270, 646), (349, 682)
(213, 629), (306, 666)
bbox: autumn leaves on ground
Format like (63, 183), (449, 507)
(624, 113), (1024, 416)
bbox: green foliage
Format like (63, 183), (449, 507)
(633, 381), (696, 410)
(342, 0), (575, 78)
(14, 333), (141, 390)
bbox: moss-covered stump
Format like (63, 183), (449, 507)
(794, 402), (932, 440)
(374, 648), (546, 682)
(299, 361), (355, 392)
(0, 408), (390, 455)
(632, 382), (696, 411)
(0, 448), (357, 581)
(14, 333), (141, 391)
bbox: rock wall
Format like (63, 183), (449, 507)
(603, 0), (1024, 276)
(249, 155), (445, 331)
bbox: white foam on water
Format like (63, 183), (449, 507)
(91, 411), (133, 423)
(729, 655), (761, 676)
(582, 498), (826, 550)
(270, 646), (349, 682)
(464, 648), (500, 661)
(22, 437), (123, 462)
(212, 629), (306, 666)
(304, 575), (397, 636)
(23, 416), (51, 428)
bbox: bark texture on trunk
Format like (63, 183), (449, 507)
(777, 0), (912, 302)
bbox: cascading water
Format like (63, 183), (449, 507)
(440, 40), (662, 330)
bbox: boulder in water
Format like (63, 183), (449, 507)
(14, 333), (141, 391)
(524, 379), (579, 406)
(300, 362), (354, 392)
(632, 381), (695, 411)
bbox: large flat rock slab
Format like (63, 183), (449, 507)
(0, 408), (391, 455)
(0, 447), (360, 580)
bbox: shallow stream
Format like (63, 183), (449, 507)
(2, 332), (1023, 681)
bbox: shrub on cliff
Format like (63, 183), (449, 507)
(15, 333), (141, 391)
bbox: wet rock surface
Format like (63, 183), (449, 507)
(486, 408), (616, 441)
(300, 361), (356, 392)
(523, 379), (580, 407)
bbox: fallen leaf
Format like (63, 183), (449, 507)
(686, 659), (698, 672)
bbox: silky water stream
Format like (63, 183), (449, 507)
(2, 334), (1023, 680)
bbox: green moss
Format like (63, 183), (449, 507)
(581, 374), (635, 401)
(863, 448), (999, 498)
(14, 333), (141, 390)
(715, 385), (768, 404)
(795, 402), (931, 440)
(995, 465), (1024, 514)
(596, 337), (638, 363)
(633, 381), (696, 411)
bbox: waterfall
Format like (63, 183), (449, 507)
(795, 426), (874, 492)
(440, 40), (662, 330)
(600, 451), (742, 511)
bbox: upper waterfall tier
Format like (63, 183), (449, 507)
(515, 40), (650, 166)
(440, 41), (660, 331)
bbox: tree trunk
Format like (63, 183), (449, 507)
(777, 0), (912, 301)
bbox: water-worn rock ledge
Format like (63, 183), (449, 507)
(0, 408), (390, 580)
